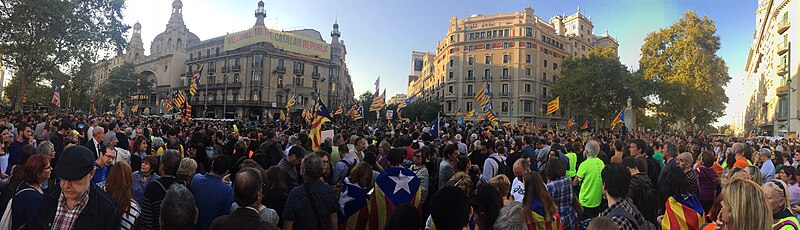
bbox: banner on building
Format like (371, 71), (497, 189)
(224, 25), (331, 59)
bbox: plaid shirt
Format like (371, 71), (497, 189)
(546, 177), (577, 230)
(52, 190), (90, 230)
(601, 199), (643, 230)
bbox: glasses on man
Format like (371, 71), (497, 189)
(413, 155), (423, 158)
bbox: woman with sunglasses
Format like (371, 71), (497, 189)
(762, 180), (799, 230)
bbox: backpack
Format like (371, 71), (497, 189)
(0, 187), (36, 229)
(488, 156), (507, 177)
(630, 175), (658, 224)
(608, 207), (657, 230)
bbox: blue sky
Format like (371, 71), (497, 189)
(123, 0), (756, 126)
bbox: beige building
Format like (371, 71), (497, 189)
(388, 93), (407, 105)
(743, 0), (797, 136)
(92, 0), (355, 120)
(407, 7), (618, 127)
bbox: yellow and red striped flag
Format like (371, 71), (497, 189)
(526, 206), (562, 230)
(181, 103), (192, 123)
(567, 118), (576, 127)
(475, 82), (491, 110)
(661, 195), (705, 229)
(368, 167), (422, 229)
(581, 119), (590, 129)
(310, 98), (332, 151)
(485, 109), (498, 122)
(610, 109), (625, 127)
(286, 95), (296, 110)
(334, 103), (344, 115)
(546, 96), (560, 115)
(189, 65), (204, 96)
(370, 89), (386, 112)
(279, 110), (286, 121)
(464, 109), (475, 119)
(165, 98), (173, 111)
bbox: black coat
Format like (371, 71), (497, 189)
(35, 184), (120, 230)
(210, 208), (279, 230)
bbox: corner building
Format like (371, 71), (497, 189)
(92, 0), (355, 120)
(408, 7), (618, 127)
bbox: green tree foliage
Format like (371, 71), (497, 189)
(356, 91), (376, 121)
(0, 0), (129, 110)
(399, 100), (442, 122)
(553, 47), (652, 123)
(96, 63), (152, 105)
(640, 11), (730, 129)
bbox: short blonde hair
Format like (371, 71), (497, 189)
(448, 172), (472, 195)
(177, 158), (198, 182)
(721, 178), (772, 230)
(489, 174), (511, 198)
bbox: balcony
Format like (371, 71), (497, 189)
(483, 75), (492, 80)
(777, 85), (789, 97)
(293, 69), (304, 76)
(501, 75), (510, 79)
(252, 64), (263, 70)
(541, 78), (552, 85)
(274, 66), (286, 74)
(208, 68), (216, 74)
(232, 65), (241, 72)
(540, 95), (552, 100)
(778, 19), (790, 34)
(500, 92), (510, 97)
(777, 42), (789, 55)
(778, 64), (789, 76)
(466, 76), (475, 81)
(312, 72), (321, 79)
(463, 92), (475, 97)
(222, 66), (229, 73)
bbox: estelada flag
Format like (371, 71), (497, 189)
(547, 96), (560, 115)
(611, 109), (625, 127)
(464, 109), (475, 119)
(662, 194), (705, 230)
(279, 110), (286, 121)
(369, 167), (422, 229)
(527, 198), (563, 230)
(567, 118), (576, 127)
(581, 119), (590, 129)
(310, 98), (331, 152)
(335, 103), (344, 115)
(338, 178), (370, 230)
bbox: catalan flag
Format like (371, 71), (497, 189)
(485, 108), (498, 122)
(286, 95), (296, 110)
(611, 109), (625, 127)
(173, 90), (186, 107)
(165, 97), (173, 111)
(581, 119), (590, 129)
(303, 105), (313, 123)
(189, 65), (204, 96)
(454, 107), (463, 117)
(397, 96), (413, 111)
(662, 194), (705, 230)
(334, 103), (344, 115)
(567, 118), (576, 127)
(368, 167), (422, 229)
(310, 98), (332, 152)
(475, 82), (492, 110)
(338, 178), (370, 230)
(526, 199), (563, 230)
(181, 103), (192, 123)
(279, 110), (286, 121)
(464, 109), (475, 119)
(51, 81), (61, 108)
(370, 89), (386, 112)
(547, 96), (560, 115)
(116, 101), (124, 118)
(356, 106), (364, 120)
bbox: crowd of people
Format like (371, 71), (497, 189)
(0, 107), (797, 230)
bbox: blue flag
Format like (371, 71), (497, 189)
(430, 112), (440, 136)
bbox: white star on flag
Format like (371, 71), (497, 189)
(389, 170), (414, 194)
(339, 190), (356, 214)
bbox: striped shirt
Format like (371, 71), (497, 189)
(121, 199), (141, 230)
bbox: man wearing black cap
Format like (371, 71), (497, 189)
(35, 145), (121, 229)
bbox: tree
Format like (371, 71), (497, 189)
(0, 0), (129, 110)
(96, 63), (152, 108)
(356, 91), (376, 121)
(400, 100), (442, 122)
(553, 46), (652, 123)
(640, 11), (730, 129)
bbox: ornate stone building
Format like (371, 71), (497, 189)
(92, 0), (355, 120)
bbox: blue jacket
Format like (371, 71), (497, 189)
(191, 173), (234, 230)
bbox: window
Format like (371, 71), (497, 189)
(449, 71), (453, 79)
(468, 57), (474, 65)
(503, 42), (509, 49)
(466, 102), (473, 111)
(448, 86), (453, 93)
(251, 90), (261, 101)
(582, 45), (586, 51)
(467, 70), (474, 79)
(206, 50), (210, 57)
(484, 69), (491, 78)
(553, 63), (558, 70)
(234, 58), (241, 66)
(313, 65), (319, 74)
(580, 25), (583, 30)
(503, 55), (510, 63)
(277, 75), (283, 88)
(504, 29), (509, 37)
(251, 71), (261, 85)
(526, 27), (533, 37)
(467, 84), (474, 94)
(543, 72), (547, 80)
(525, 84), (531, 93)
(525, 68), (531, 77)
(543, 87), (547, 96)
(481, 32), (486, 38)
(524, 101), (532, 113)
(469, 45), (474, 51)
(502, 68), (509, 78)
(233, 93), (239, 102)
(526, 54), (531, 63)
(215, 47), (220, 56)
(502, 84), (508, 94)
(313, 80), (317, 89)
(447, 101), (452, 112)
(233, 73), (239, 83)
(526, 42), (532, 48)
(253, 54), (262, 67)
(485, 55), (491, 64)
(189, 53), (193, 60)
(485, 43), (492, 50)
(277, 95), (283, 104)
(543, 60), (548, 67)
(449, 59), (454, 67)
(501, 102), (509, 112)
(542, 104), (548, 114)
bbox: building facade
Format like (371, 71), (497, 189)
(387, 93), (407, 106)
(743, 0), (797, 136)
(407, 7), (618, 127)
(92, 0), (354, 120)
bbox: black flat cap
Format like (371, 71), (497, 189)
(55, 146), (95, 181)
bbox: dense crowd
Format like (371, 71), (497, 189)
(0, 107), (796, 230)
